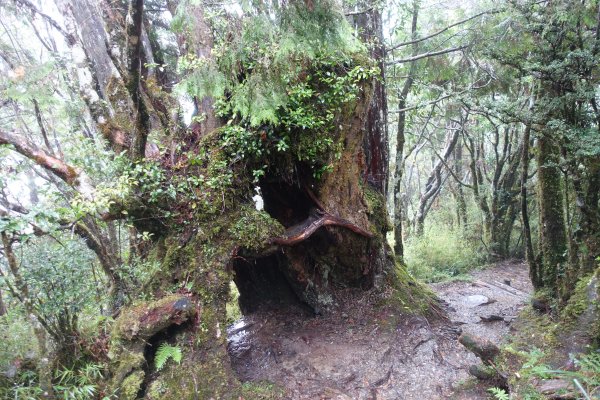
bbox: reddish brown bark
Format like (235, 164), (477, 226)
(350, 6), (388, 193)
(271, 209), (374, 246)
(0, 129), (79, 185)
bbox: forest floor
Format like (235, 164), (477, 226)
(227, 260), (532, 399)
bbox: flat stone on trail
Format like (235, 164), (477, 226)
(464, 294), (489, 307)
(536, 378), (576, 399)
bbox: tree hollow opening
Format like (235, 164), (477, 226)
(139, 320), (192, 398)
(260, 180), (315, 227)
(232, 253), (309, 315)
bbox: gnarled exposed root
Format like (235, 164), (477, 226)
(271, 209), (373, 246)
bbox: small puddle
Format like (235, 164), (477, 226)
(227, 318), (253, 359)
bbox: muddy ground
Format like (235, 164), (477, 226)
(227, 260), (533, 399)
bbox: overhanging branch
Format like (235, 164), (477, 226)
(345, 7), (374, 16)
(13, 0), (75, 45)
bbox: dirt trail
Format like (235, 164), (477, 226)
(228, 260), (532, 399)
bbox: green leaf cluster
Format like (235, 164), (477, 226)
(177, 1), (376, 175)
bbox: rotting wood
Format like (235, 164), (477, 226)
(118, 295), (196, 341)
(492, 280), (529, 297)
(468, 364), (498, 381)
(458, 332), (500, 364)
(479, 314), (504, 322)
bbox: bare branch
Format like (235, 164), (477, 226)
(387, 9), (500, 52)
(345, 7), (373, 16)
(386, 45), (468, 65)
(13, 0), (75, 45)
(0, 129), (78, 184)
(32, 99), (54, 155)
(390, 80), (492, 114)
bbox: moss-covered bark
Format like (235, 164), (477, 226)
(536, 133), (567, 292)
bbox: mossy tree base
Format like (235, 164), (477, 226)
(103, 37), (440, 399)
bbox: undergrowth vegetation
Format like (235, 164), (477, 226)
(0, 309), (37, 373)
(0, 360), (107, 400)
(499, 347), (600, 399)
(403, 220), (487, 282)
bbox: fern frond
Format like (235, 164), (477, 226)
(155, 343), (183, 371)
(487, 387), (509, 400)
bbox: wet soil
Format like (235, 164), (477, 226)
(228, 260), (532, 399)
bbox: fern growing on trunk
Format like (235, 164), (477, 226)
(154, 343), (182, 371)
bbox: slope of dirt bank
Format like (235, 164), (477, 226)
(228, 260), (532, 399)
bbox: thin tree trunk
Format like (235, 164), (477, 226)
(393, 0), (419, 256)
(415, 125), (460, 236)
(521, 124), (542, 289)
(464, 130), (493, 245)
(0, 287), (6, 316)
(454, 144), (467, 227)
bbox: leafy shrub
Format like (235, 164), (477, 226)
(505, 347), (600, 399)
(404, 225), (486, 282)
(0, 308), (38, 372)
(0, 362), (106, 400)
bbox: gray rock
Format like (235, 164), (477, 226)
(535, 378), (577, 399)
(464, 294), (489, 307)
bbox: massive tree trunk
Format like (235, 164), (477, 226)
(350, 4), (389, 194)
(55, 2), (432, 399)
(105, 67), (428, 400)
